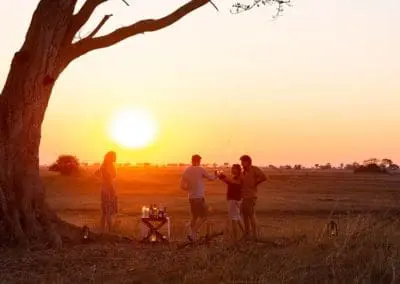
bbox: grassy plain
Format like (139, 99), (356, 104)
(1, 167), (400, 283)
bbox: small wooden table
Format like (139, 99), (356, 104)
(140, 217), (170, 243)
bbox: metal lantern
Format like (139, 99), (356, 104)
(328, 221), (338, 237)
(82, 225), (90, 240)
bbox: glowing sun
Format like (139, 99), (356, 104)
(110, 109), (157, 148)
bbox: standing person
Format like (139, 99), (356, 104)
(240, 155), (267, 240)
(99, 151), (118, 233)
(216, 164), (245, 242)
(180, 154), (216, 242)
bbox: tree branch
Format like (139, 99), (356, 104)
(67, 0), (108, 42)
(87, 14), (113, 38)
(231, 0), (291, 17)
(210, 1), (219, 11)
(121, 0), (130, 6)
(70, 0), (212, 59)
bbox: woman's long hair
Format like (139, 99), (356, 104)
(99, 151), (117, 183)
(102, 151), (116, 167)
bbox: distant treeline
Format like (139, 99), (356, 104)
(48, 155), (400, 176)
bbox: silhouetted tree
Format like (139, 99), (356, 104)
(320, 163), (332, 170)
(0, 0), (291, 247)
(344, 164), (353, 170)
(49, 155), (80, 176)
(354, 163), (387, 174)
(363, 158), (380, 166)
(380, 158), (393, 169)
(345, 163), (358, 170)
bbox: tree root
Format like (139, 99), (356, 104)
(55, 218), (134, 247)
(0, 212), (134, 250)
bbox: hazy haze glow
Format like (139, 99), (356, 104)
(1, 0), (399, 166)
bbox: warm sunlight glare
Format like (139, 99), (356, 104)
(110, 108), (157, 148)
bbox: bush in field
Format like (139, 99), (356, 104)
(324, 163), (332, 170)
(280, 165), (292, 170)
(380, 158), (399, 172)
(49, 155), (80, 176)
(345, 162), (360, 171)
(293, 164), (302, 170)
(352, 157), (400, 174)
(354, 163), (387, 174)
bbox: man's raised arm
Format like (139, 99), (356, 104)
(202, 168), (217, 181)
(220, 175), (241, 185)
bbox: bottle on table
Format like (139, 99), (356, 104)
(158, 205), (162, 218)
(153, 204), (158, 219)
(141, 206), (146, 218)
(149, 204), (153, 218)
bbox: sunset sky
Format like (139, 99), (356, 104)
(1, 0), (399, 166)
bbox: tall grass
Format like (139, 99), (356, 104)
(1, 168), (398, 283)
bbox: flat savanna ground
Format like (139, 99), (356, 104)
(1, 167), (400, 283)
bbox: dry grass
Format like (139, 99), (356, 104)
(1, 167), (400, 283)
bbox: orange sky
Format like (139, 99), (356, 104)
(1, 0), (400, 166)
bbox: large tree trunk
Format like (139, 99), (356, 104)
(0, 0), (75, 247)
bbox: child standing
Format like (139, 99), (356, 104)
(217, 164), (245, 241)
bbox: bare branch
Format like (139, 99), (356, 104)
(121, 0), (130, 6)
(210, 1), (219, 11)
(67, 0), (108, 42)
(87, 14), (113, 38)
(69, 0), (212, 59)
(231, 0), (291, 18)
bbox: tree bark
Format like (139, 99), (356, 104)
(0, 0), (75, 247)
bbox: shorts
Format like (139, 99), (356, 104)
(227, 200), (241, 221)
(189, 198), (208, 218)
(241, 198), (256, 217)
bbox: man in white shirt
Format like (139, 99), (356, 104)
(180, 154), (216, 241)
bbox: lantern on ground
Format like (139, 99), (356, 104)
(82, 225), (90, 240)
(328, 221), (338, 237)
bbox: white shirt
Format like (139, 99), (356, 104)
(180, 166), (215, 199)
